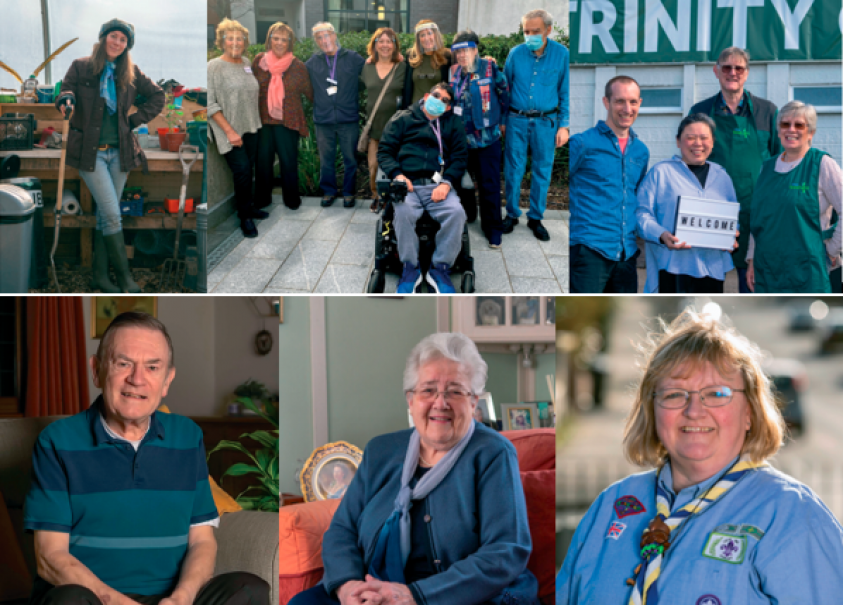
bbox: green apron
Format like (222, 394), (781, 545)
(708, 95), (771, 268)
(750, 147), (831, 293)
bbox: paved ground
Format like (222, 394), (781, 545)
(208, 195), (570, 293)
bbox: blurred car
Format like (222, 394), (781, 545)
(763, 358), (807, 437)
(788, 302), (817, 332)
(819, 310), (843, 355)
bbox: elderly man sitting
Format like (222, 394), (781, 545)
(378, 82), (468, 293)
(24, 312), (269, 605)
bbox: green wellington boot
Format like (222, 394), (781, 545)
(103, 232), (142, 293)
(91, 230), (119, 293)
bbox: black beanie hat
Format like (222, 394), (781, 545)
(99, 18), (135, 50)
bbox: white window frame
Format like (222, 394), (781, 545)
(789, 85), (842, 114)
(638, 87), (684, 115)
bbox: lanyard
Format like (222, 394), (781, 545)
(429, 119), (443, 164)
(454, 66), (469, 100)
(325, 52), (338, 81)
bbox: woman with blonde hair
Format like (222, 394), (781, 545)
(55, 19), (164, 292)
(208, 18), (264, 238)
(557, 309), (843, 604)
(252, 21), (313, 211)
(402, 20), (452, 107)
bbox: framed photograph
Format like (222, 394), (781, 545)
(502, 403), (540, 430)
(673, 196), (740, 250)
(512, 297), (540, 325)
(476, 392), (497, 423)
(91, 297), (158, 339)
(476, 296), (505, 326)
(300, 441), (363, 503)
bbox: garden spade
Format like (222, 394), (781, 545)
(49, 103), (72, 293)
(161, 144), (199, 290)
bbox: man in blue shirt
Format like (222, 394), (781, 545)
(305, 22), (365, 208)
(24, 312), (268, 605)
(568, 76), (649, 293)
(502, 9), (569, 241)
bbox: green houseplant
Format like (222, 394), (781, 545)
(208, 384), (279, 512)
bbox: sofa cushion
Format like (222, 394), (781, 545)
(279, 500), (341, 604)
(501, 428), (555, 471)
(0, 491), (32, 602)
(520, 469), (556, 604)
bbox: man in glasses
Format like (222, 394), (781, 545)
(305, 22), (365, 209)
(378, 82), (468, 293)
(689, 47), (782, 293)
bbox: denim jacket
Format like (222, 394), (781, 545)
(569, 121), (650, 261)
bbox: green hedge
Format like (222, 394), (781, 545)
(209, 28), (569, 196)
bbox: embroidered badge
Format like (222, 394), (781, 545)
(714, 523), (765, 540)
(696, 596), (722, 605)
(702, 532), (747, 564)
(614, 495), (646, 518)
(606, 521), (626, 540)
(739, 524), (765, 540)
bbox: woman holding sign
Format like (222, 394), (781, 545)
(636, 114), (739, 293)
(747, 101), (842, 293)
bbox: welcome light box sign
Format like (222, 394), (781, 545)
(673, 196), (739, 250)
(569, 0), (843, 64)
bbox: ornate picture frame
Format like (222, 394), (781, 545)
(300, 441), (363, 503)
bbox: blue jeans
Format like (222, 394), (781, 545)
(504, 113), (556, 221)
(315, 122), (358, 197)
(79, 148), (128, 235)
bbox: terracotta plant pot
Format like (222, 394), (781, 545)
(165, 132), (187, 152)
(157, 127), (173, 149)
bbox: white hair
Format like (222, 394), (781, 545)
(403, 332), (487, 395)
(778, 100), (818, 134)
(522, 9), (553, 28)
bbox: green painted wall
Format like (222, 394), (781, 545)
(483, 353), (518, 419)
(534, 353), (555, 402)
(325, 298), (438, 449)
(278, 298), (313, 495)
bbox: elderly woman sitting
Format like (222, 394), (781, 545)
(747, 100), (842, 292)
(291, 332), (538, 605)
(556, 309), (843, 604)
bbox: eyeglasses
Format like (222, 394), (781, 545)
(410, 387), (472, 404)
(780, 121), (807, 131)
(654, 385), (746, 409)
(719, 65), (747, 75)
(432, 92), (452, 104)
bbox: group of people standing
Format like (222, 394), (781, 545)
(569, 46), (842, 294)
(206, 10), (569, 259)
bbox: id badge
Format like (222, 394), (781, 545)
(433, 172), (443, 184)
(327, 86), (338, 96)
(244, 67), (253, 74)
(453, 106), (463, 116)
(327, 78), (338, 85)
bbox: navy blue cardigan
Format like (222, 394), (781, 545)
(321, 423), (538, 605)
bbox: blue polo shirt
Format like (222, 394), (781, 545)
(557, 458), (843, 604)
(502, 39), (569, 128)
(24, 397), (218, 595)
(569, 121), (649, 261)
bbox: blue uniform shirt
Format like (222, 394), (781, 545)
(557, 458), (843, 604)
(502, 39), (569, 128)
(569, 121), (649, 261)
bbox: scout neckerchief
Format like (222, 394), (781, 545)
(627, 454), (767, 605)
(100, 61), (117, 115)
(368, 421), (475, 582)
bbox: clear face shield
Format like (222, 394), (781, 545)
(313, 27), (339, 54)
(416, 23), (441, 53)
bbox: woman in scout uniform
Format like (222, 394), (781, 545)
(747, 101), (842, 293)
(449, 30), (510, 248)
(636, 114), (740, 293)
(289, 333), (538, 605)
(403, 20), (451, 107)
(556, 308), (843, 605)
(56, 19), (164, 292)
(208, 18), (263, 238)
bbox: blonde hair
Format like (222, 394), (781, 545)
(623, 309), (785, 469)
(265, 22), (296, 53)
(215, 18), (250, 51)
(408, 20), (449, 70)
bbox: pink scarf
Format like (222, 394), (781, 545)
(260, 51), (294, 120)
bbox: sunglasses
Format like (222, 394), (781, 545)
(719, 65), (747, 75)
(780, 121), (807, 131)
(432, 92), (451, 104)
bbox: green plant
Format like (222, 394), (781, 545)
(162, 92), (184, 132)
(207, 394), (279, 512)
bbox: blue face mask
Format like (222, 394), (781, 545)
(525, 34), (544, 51)
(424, 95), (446, 117)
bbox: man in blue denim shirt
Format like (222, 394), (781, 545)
(501, 9), (569, 241)
(569, 76), (649, 293)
